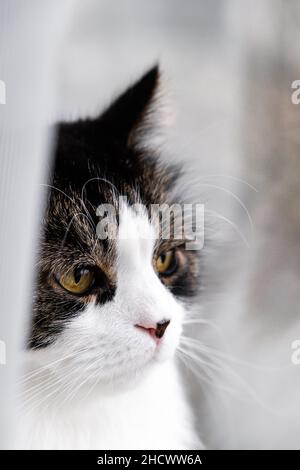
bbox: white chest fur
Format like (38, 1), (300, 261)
(17, 361), (200, 450)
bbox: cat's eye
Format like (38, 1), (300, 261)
(56, 267), (95, 295)
(156, 250), (177, 276)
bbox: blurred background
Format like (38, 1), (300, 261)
(1, 0), (300, 449)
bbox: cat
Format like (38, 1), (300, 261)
(17, 66), (203, 450)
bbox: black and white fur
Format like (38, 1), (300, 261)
(18, 67), (202, 449)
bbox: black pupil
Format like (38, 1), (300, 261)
(74, 268), (85, 284)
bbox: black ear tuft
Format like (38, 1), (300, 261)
(97, 65), (159, 146)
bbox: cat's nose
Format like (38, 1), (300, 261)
(136, 320), (170, 340)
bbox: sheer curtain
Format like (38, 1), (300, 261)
(0, 0), (75, 449)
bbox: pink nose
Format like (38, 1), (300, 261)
(136, 320), (170, 340)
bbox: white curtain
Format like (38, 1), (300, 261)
(0, 0), (75, 449)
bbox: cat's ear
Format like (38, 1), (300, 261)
(97, 65), (160, 146)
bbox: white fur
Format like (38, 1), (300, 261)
(17, 205), (201, 449)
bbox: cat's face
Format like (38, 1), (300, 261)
(28, 67), (199, 389)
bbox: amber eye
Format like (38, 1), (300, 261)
(156, 250), (177, 276)
(56, 267), (95, 295)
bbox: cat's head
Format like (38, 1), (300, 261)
(28, 66), (200, 390)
